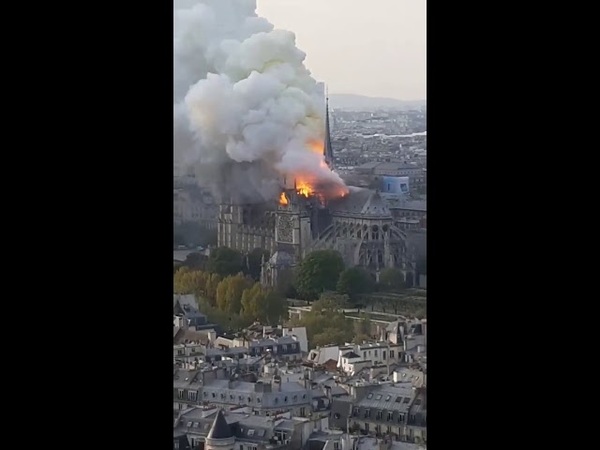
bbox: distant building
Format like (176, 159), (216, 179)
(175, 407), (323, 450)
(355, 162), (426, 193)
(174, 186), (218, 229)
(329, 383), (427, 444)
(174, 294), (218, 332)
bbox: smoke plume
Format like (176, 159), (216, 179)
(174, 0), (346, 203)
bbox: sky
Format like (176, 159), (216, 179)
(256, 0), (426, 101)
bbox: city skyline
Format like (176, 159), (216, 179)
(257, 0), (426, 101)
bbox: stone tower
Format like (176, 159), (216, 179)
(205, 409), (234, 450)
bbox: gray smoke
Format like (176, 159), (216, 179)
(174, 0), (346, 203)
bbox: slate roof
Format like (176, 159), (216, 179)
(207, 409), (233, 440)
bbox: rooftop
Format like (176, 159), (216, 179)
(207, 409), (233, 440)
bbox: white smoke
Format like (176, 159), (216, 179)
(174, 0), (345, 203)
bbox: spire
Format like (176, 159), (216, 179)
(207, 409), (233, 440)
(324, 95), (334, 169)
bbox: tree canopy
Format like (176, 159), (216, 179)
(174, 262), (287, 331)
(289, 292), (353, 348)
(378, 268), (405, 292)
(216, 273), (254, 314)
(337, 267), (375, 301)
(206, 247), (244, 277)
(295, 250), (345, 300)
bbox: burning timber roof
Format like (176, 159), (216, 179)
(329, 188), (391, 218)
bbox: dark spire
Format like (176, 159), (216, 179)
(324, 96), (334, 169)
(207, 409), (233, 440)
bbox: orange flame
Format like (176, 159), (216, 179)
(296, 180), (312, 197)
(308, 139), (324, 155)
(279, 192), (289, 205)
(277, 138), (348, 204)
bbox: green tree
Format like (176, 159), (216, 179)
(353, 314), (372, 343)
(216, 273), (253, 314)
(241, 283), (263, 321)
(174, 267), (208, 296)
(378, 268), (405, 292)
(263, 289), (288, 325)
(337, 267), (374, 302)
(313, 292), (350, 311)
(184, 252), (206, 270)
(288, 291), (353, 347)
(174, 261), (183, 275)
(206, 247), (244, 277)
(295, 250), (345, 300)
(204, 273), (222, 305)
(241, 284), (288, 325)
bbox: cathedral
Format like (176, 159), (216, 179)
(217, 101), (418, 289)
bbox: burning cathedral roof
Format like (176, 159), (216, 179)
(328, 187), (392, 218)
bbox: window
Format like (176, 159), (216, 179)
(334, 443), (340, 450)
(353, 407), (359, 416)
(248, 429), (255, 437)
(284, 396), (288, 402)
(177, 389), (184, 399)
(363, 352), (366, 358)
(376, 394), (382, 400)
(374, 350), (378, 357)
(293, 395), (297, 401)
(398, 413), (405, 423)
(240, 446), (243, 450)
(212, 392), (216, 398)
(258, 429), (265, 437)
(387, 412), (393, 421)
(395, 397), (402, 403)
(174, 441), (180, 449)
(386, 426), (391, 433)
(367, 393), (373, 399)
(390, 350), (394, 358)
(230, 395), (234, 400)
(383, 351), (386, 360)
(334, 413), (341, 419)
(365, 409), (371, 418)
(203, 392), (207, 397)
(376, 410), (382, 420)
(300, 407), (306, 416)
(257, 398), (261, 403)
(188, 391), (198, 402)
(403, 397), (410, 404)
(385, 395), (391, 401)
(414, 399), (422, 406)
(302, 394), (306, 399)
(275, 397), (279, 404)
(186, 422), (192, 427)
(248, 397), (252, 403)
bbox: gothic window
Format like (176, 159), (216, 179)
(277, 215), (294, 243)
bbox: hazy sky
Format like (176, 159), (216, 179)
(257, 0), (426, 101)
